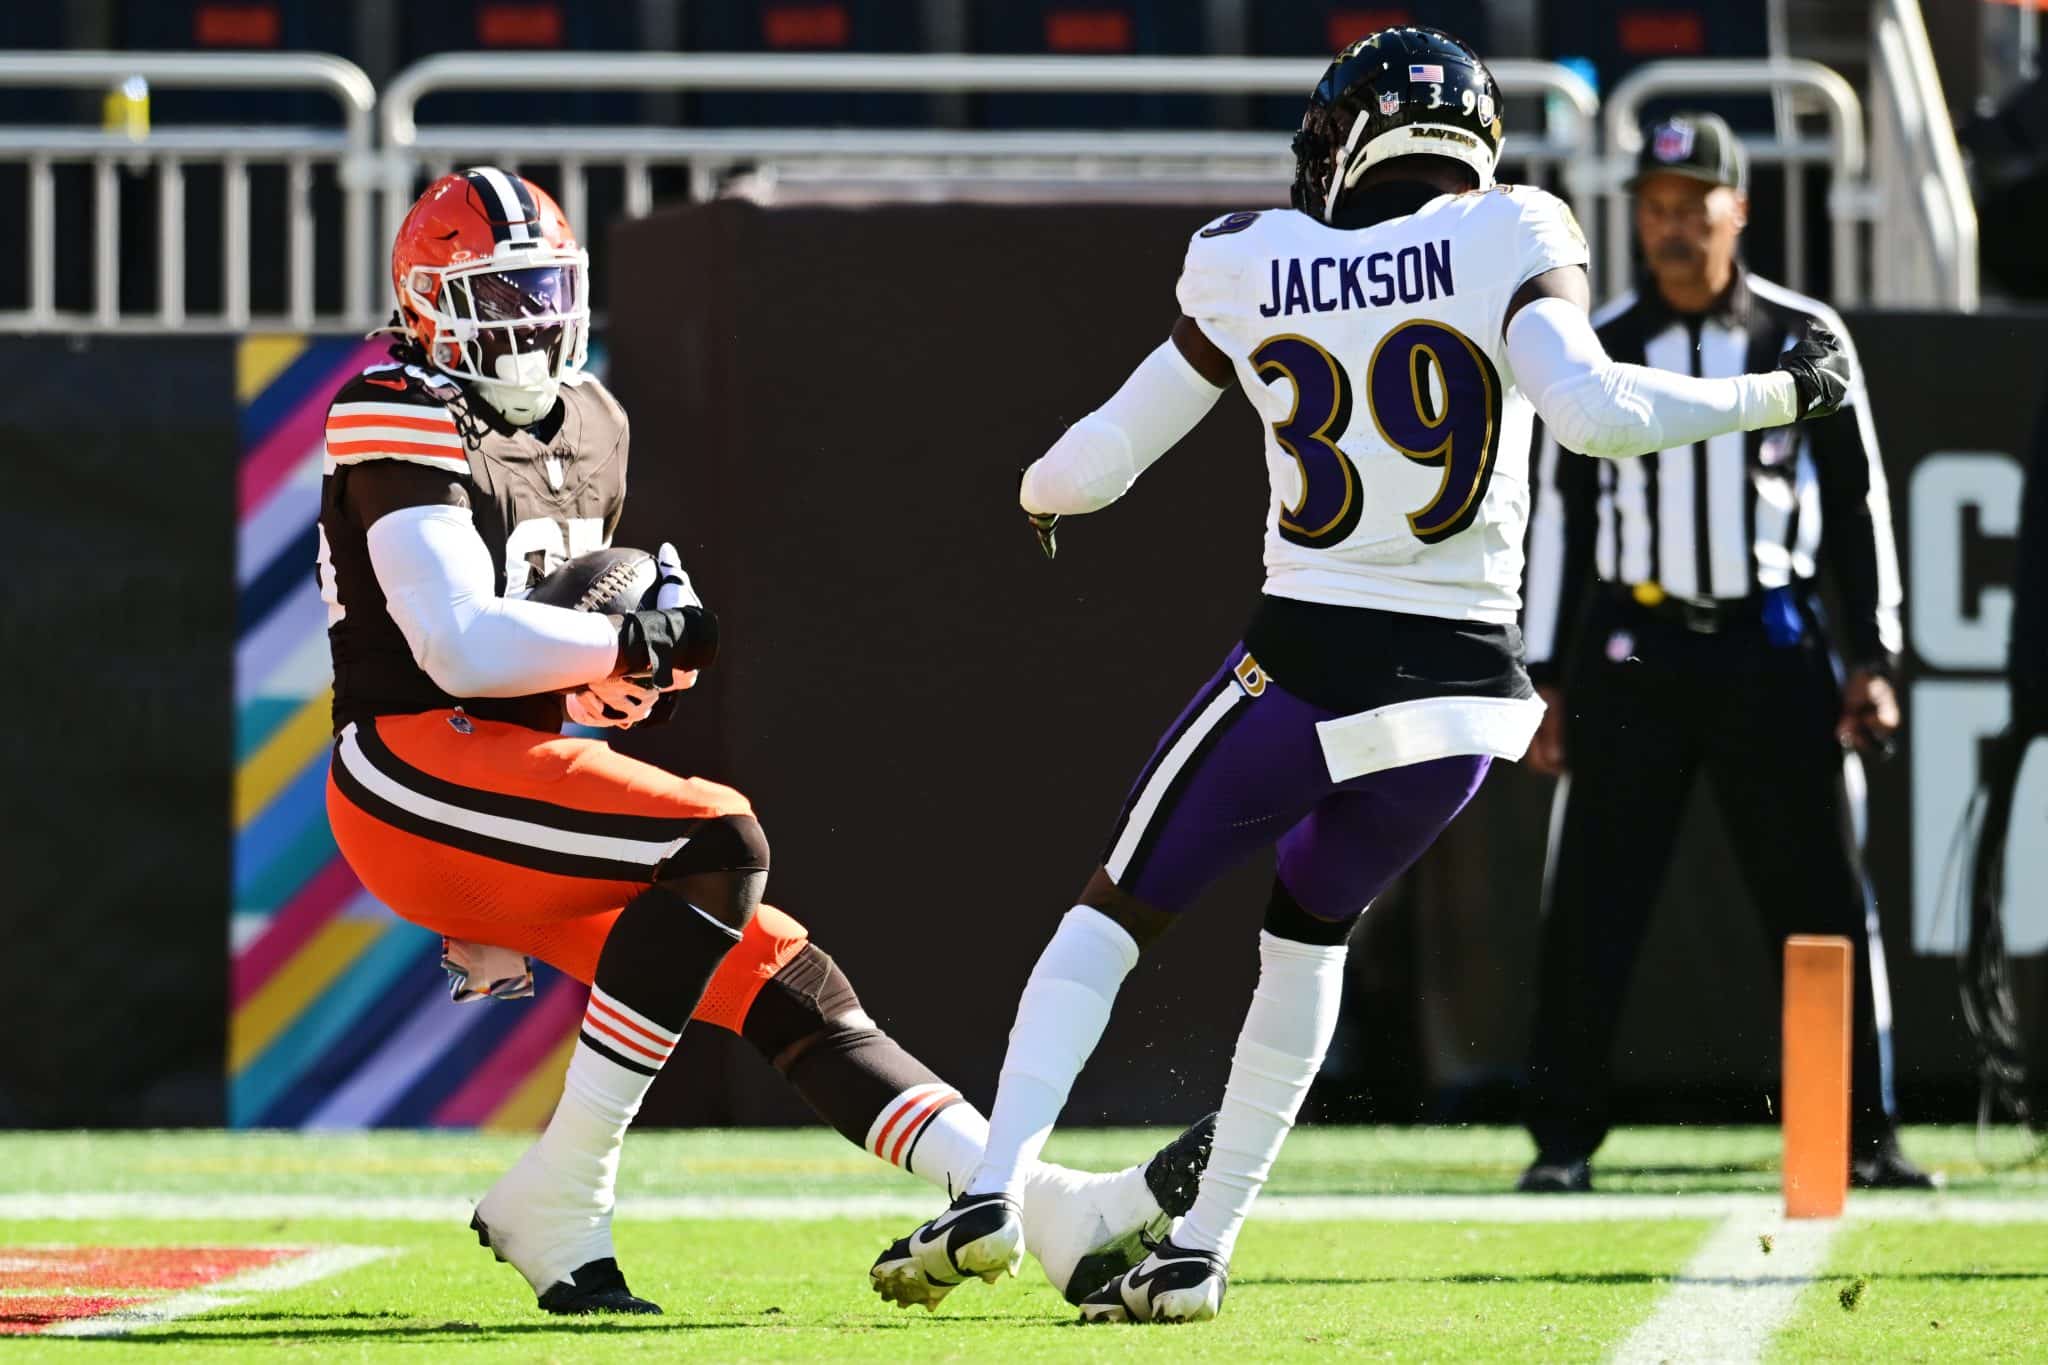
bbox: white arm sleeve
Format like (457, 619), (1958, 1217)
(1506, 295), (1800, 459)
(366, 503), (621, 698)
(1019, 340), (1224, 516)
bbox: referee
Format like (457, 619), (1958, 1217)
(1517, 113), (1931, 1191)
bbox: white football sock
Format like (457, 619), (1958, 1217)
(1175, 931), (1347, 1263)
(486, 986), (678, 1292)
(1035, 1159), (1164, 1253)
(543, 987), (678, 1192)
(965, 907), (1140, 1198)
(865, 1084), (983, 1190)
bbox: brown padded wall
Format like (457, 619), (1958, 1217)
(606, 202), (1279, 1126)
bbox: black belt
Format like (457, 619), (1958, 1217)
(1609, 583), (1763, 635)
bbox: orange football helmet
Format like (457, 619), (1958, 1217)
(390, 167), (590, 424)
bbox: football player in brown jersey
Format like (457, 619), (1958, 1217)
(317, 168), (1210, 1316)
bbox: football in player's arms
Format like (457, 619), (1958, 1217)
(886, 24), (1848, 1326)
(319, 167), (1213, 1315)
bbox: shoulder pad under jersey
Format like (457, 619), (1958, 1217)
(559, 369), (629, 443)
(324, 363), (470, 477)
(1488, 184), (1589, 286)
(1177, 208), (1297, 323)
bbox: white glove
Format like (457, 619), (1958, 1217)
(646, 542), (702, 694)
(565, 674), (660, 729)
(655, 541), (701, 612)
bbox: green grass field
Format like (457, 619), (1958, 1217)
(3, 1126), (2044, 1361)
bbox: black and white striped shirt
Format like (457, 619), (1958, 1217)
(1522, 267), (1903, 682)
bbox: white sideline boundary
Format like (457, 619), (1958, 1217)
(4, 1191), (2046, 1224)
(41, 1244), (394, 1338)
(1610, 1213), (1836, 1364)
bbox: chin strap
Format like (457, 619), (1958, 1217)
(475, 380), (561, 426)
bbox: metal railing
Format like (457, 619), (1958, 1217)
(0, 51), (375, 331)
(1598, 59), (1868, 305)
(1869, 0), (1978, 309)
(0, 48), (1980, 330)
(378, 53), (1600, 270)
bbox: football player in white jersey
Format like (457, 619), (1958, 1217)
(874, 26), (1852, 1324)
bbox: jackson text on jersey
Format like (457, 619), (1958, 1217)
(1260, 240), (1454, 317)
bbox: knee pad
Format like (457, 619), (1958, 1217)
(1264, 876), (1358, 946)
(666, 813), (770, 877)
(658, 814), (769, 930)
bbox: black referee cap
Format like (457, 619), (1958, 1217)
(1626, 111), (1748, 193)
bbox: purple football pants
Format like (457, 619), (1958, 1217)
(1101, 644), (1491, 922)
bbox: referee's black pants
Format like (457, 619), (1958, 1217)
(1522, 592), (1899, 1163)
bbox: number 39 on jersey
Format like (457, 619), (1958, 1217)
(1255, 320), (1501, 550)
(1176, 184), (1587, 623)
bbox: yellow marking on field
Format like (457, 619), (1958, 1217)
(229, 918), (386, 1071)
(237, 335), (308, 405)
(235, 690), (333, 828)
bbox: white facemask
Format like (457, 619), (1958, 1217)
(404, 248), (589, 427)
(478, 348), (560, 426)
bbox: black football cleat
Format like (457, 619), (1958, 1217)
(472, 1213), (662, 1315)
(1851, 1137), (1939, 1190)
(534, 1258), (662, 1315)
(1144, 1111), (1218, 1218)
(870, 1191), (1025, 1311)
(1078, 1234), (1228, 1323)
(1516, 1158), (1593, 1193)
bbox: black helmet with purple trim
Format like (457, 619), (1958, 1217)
(1290, 26), (1505, 222)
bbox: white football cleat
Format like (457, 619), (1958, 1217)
(1078, 1235), (1228, 1324)
(471, 1143), (659, 1315)
(870, 1191), (1025, 1310)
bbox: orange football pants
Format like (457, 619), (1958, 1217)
(326, 709), (809, 1033)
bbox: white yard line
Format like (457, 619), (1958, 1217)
(42, 1244), (393, 1338)
(1611, 1213), (1837, 1365)
(5, 1190), (2047, 1224)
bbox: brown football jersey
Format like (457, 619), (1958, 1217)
(318, 356), (630, 733)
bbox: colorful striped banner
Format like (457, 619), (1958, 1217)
(227, 334), (583, 1130)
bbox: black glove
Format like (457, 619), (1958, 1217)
(1020, 467), (1058, 559)
(615, 606), (718, 687)
(1776, 323), (1853, 420)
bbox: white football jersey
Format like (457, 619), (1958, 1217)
(1179, 186), (1588, 623)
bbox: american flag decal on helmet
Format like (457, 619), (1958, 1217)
(1408, 63), (1444, 82)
